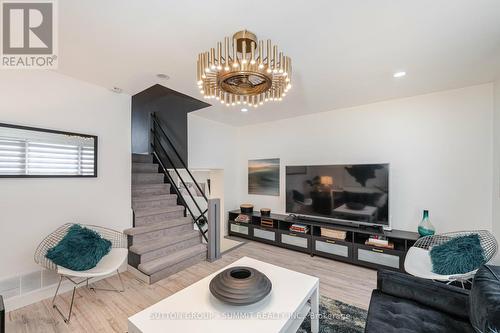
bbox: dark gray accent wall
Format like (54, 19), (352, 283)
(131, 84), (210, 167)
(131, 105), (151, 154)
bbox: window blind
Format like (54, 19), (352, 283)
(0, 137), (95, 176)
(0, 138), (26, 175)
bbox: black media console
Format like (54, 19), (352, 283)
(228, 210), (420, 272)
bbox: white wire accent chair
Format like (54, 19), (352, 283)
(404, 230), (498, 287)
(34, 223), (128, 323)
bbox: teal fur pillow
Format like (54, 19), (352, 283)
(430, 234), (486, 275)
(46, 224), (112, 271)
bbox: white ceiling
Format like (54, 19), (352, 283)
(58, 0), (500, 126)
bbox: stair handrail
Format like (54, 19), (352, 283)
(150, 129), (208, 226)
(150, 113), (209, 241)
(151, 149), (208, 242)
(151, 114), (208, 201)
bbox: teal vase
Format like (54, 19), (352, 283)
(418, 210), (435, 237)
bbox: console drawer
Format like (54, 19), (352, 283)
(229, 223), (249, 236)
(356, 247), (401, 269)
(315, 239), (349, 258)
(253, 228), (276, 242)
(281, 233), (309, 249)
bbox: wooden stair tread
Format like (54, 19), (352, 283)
(132, 194), (177, 202)
(138, 244), (207, 275)
(132, 183), (169, 190)
(129, 231), (200, 255)
(124, 217), (192, 236)
(133, 205), (184, 218)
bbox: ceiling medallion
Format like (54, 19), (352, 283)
(196, 30), (292, 108)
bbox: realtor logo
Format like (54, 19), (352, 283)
(1, 0), (57, 68)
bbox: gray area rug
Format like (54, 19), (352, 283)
(298, 296), (367, 333)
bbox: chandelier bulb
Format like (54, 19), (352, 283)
(258, 64), (264, 69)
(250, 59), (256, 65)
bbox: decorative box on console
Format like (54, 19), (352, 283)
(260, 217), (274, 228)
(260, 208), (271, 217)
(240, 204), (254, 214)
(321, 228), (347, 240)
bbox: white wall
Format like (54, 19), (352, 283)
(0, 71), (132, 297)
(234, 84), (494, 234)
(493, 80), (500, 264)
(188, 113), (239, 235)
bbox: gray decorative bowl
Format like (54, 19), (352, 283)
(209, 266), (272, 306)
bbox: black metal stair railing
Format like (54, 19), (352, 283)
(150, 113), (208, 242)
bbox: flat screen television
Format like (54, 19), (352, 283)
(286, 164), (390, 228)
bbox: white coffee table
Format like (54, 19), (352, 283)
(128, 257), (320, 333)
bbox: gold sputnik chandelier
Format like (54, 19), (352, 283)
(196, 30), (292, 108)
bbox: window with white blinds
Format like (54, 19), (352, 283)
(0, 124), (97, 177)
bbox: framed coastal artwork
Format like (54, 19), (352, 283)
(248, 158), (280, 196)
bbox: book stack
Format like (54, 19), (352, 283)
(290, 224), (309, 234)
(320, 228), (347, 240)
(234, 214), (250, 223)
(365, 235), (394, 249)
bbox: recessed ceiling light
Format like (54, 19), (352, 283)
(111, 87), (123, 93)
(241, 108), (248, 112)
(157, 73), (170, 80)
(393, 71), (406, 78)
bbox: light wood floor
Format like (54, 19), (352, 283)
(7, 241), (377, 333)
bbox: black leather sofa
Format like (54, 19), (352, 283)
(365, 265), (500, 333)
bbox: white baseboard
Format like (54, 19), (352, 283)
(5, 265), (127, 312)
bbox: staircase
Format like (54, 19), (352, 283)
(125, 153), (207, 284)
